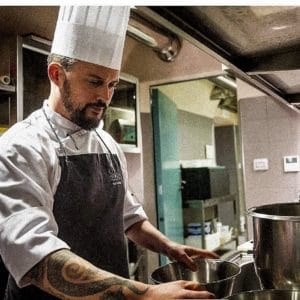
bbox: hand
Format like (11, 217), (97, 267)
(165, 241), (219, 271)
(145, 280), (215, 299)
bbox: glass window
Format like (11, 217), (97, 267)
(103, 74), (140, 152)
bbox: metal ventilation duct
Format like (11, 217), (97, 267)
(128, 11), (182, 62)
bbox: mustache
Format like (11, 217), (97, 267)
(85, 100), (108, 109)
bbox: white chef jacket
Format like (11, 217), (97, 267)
(0, 100), (147, 287)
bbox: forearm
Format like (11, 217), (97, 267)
(23, 249), (149, 299)
(126, 220), (173, 256)
(126, 220), (219, 271)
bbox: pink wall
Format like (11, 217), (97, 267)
(239, 95), (300, 237)
(122, 37), (222, 83)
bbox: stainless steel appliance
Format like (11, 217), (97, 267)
(248, 202), (300, 290)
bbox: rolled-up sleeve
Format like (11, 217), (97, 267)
(123, 190), (148, 231)
(0, 129), (70, 287)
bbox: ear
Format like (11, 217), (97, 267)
(48, 63), (65, 87)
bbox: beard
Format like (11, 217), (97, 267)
(61, 79), (107, 130)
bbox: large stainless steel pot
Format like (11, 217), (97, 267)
(226, 289), (300, 300)
(248, 202), (300, 290)
(151, 258), (240, 298)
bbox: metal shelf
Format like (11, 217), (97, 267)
(0, 84), (15, 93)
(184, 194), (237, 249)
(186, 194), (236, 209)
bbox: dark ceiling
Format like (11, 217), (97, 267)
(1, 6), (300, 111)
(0, 6), (58, 40)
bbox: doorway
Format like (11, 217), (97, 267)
(150, 75), (245, 259)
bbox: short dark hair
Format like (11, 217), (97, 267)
(47, 53), (78, 71)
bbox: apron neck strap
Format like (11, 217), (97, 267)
(94, 129), (113, 155)
(42, 108), (69, 158)
(43, 108), (113, 157)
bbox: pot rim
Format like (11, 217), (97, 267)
(151, 258), (241, 285)
(247, 202), (300, 221)
(228, 289), (300, 299)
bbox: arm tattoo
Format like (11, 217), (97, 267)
(27, 250), (149, 299)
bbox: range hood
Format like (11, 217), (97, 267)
(138, 6), (300, 112)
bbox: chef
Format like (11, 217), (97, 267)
(0, 6), (217, 299)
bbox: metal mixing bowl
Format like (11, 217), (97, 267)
(226, 289), (300, 300)
(151, 258), (241, 298)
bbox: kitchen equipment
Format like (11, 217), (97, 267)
(151, 258), (240, 298)
(184, 232), (220, 251)
(220, 225), (233, 245)
(248, 202), (300, 290)
(0, 75), (10, 85)
(181, 166), (230, 201)
(187, 222), (211, 235)
(226, 289), (300, 300)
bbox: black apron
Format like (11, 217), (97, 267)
(5, 112), (128, 299)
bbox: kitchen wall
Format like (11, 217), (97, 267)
(238, 80), (300, 238)
(215, 125), (240, 228)
(153, 78), (237, 162)
(215, 126), (239, 195)
(177, 110), (213, 161)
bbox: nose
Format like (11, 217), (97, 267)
(98, 85), (113, 103)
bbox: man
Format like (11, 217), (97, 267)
(0, 6), (217, 299)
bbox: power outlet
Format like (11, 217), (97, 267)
(253, 158), (269, 171)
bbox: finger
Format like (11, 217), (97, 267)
(188, 249), (219, 259)
(184, 290), (216, 299)
(204, 250), (219, 259)
(170, 250), (198, 271)
(181, 255), (198, 271)
(183, 281), (204, 291)
(177, 281), (216, 299)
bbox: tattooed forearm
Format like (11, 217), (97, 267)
(47, 259), (147, 297)
(25, 249), (149, 299)
(103, 288), (126, 300)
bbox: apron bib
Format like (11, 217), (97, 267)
(5, 112), (128, 299)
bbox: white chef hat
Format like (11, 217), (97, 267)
(51, 6), (130, 70)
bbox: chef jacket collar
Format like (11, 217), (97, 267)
(43, 100), (87, 137)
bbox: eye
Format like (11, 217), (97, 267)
(88, 79), (103, 87)
(110, 82), (119, 90)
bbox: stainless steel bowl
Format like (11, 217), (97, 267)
(226, 289), (300, 300)
(151, 259), (241, 298)
(248, 202), (300, 290)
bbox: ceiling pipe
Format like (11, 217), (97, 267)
(127, 14), (182, 62)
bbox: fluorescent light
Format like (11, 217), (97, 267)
(216, 76), (237, 90)
(127, 24), (158, 48)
